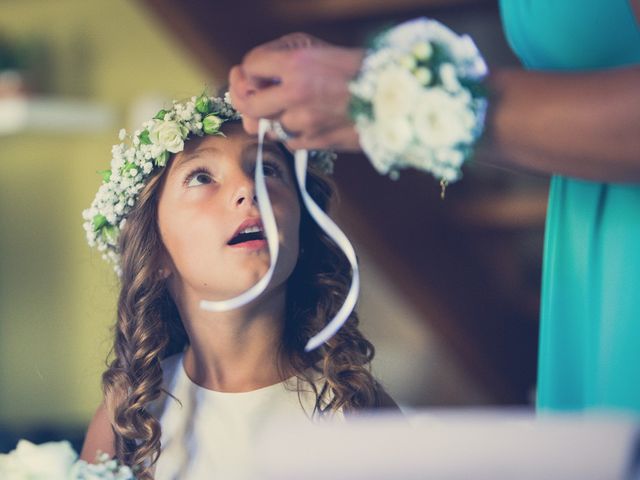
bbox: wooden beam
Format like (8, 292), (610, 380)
(136, 0), (232, 79)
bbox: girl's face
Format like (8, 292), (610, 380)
(157, 123), (301, 303)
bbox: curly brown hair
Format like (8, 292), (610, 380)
(101, 124), (383, 479)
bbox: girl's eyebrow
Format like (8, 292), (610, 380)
(174, 147), (222, 169)
(243, 142), (287, 162)
(172, 142), (287, 174)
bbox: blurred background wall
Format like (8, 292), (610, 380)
(0, 0), (210, 448)
(0, 0), (547, 451)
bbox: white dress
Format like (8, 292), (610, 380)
(148, 352), (338, 480)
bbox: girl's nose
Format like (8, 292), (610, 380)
(232, 177), (258, 208)
(235, 190), (258, 206)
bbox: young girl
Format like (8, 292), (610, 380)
(79, 93), (396, 479)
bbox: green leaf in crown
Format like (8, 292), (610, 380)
(98, 169), (112, 183)
(154, 109), (168, 120)
(156, 150), (170, 167)
(138, 129), (151, 145)
(92, 214), (108, 232)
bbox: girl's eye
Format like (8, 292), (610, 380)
(262, 161), (284, 178)
(185, 169), (213, 187)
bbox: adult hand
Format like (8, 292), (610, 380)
(229, 33), (365, 151)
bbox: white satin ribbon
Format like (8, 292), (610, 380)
(200, 119), (279, 312)
(200, 118), (360, 352)
(293, 149), (360, 351)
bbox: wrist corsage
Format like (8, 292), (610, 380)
(349, 18), (488, 193)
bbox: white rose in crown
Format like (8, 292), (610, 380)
(148, 119), (188, 153)
(0, 440), (77, 479)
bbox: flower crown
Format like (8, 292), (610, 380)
(82, 92), (335, 274)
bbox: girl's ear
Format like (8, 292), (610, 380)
(157, 251), (174, 280)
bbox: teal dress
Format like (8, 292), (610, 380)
(499, 0), (640, 413)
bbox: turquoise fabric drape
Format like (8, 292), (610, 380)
(499, 0), (640, 413)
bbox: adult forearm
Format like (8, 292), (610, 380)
(232, 33), (640, 183)
(478, 66), (640, 182)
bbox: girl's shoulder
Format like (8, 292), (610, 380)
(80, 401), (116, 463)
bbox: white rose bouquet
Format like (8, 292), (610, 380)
(349, 17), (488, 189)
(0, 440), (136, 479)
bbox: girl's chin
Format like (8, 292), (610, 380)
(200, 274), (289, 303)
(200, 273), (271, 297)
